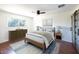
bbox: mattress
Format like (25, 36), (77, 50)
(26, 31), (54, 48)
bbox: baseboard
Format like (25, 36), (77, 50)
(0, 41), (9, 44)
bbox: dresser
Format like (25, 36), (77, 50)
(9, 29), (27, 43)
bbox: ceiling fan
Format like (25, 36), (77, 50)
(32, 10), (46, 15)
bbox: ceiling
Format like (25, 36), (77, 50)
(22, 4), (77, 11)
(0, 4), (78, 17)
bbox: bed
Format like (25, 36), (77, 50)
(25, 27), (55, 52)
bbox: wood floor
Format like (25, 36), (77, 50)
(0, 41), (15, 54)
(0, 40), (77, 54)
(58, 40), (77, 54)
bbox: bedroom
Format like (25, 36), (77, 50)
(0, 4), (79, 54)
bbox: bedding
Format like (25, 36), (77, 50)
(26, 31), (54, 48)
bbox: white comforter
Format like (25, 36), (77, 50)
(26, 31), (54, 48)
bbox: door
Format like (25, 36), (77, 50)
(71, 15), (76, 47)
(75, 12), (79, 53)
(72, 10), (79, 53)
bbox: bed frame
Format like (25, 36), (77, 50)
(24, 27), (55, 53)
(24, 38), (46, 53)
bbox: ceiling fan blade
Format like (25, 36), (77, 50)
(58, 4), (65, 8)
(40, 12), (45, 14)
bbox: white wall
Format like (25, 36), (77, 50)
(0, 10), (33, 43)
(33, 15), (43, 30)
(33, 11), (74, 42)
(34, 11), (72, 27)
(52, 11), (72, 42)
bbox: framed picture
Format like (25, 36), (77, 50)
(8, 18), (26, 27)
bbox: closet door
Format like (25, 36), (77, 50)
(71, 15), (76, 47)
(72, 10), (79, 53)
(75, 12), (79, 53)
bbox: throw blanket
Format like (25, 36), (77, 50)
(32, 31), (53, 43)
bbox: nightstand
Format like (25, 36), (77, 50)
(55, 32), (62, 40)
